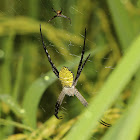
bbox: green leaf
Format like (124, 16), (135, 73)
(107, 0), (136, 50)
(13, 57), (23, 101)
(0, 94), (25, 118)
(22, 71), (57, 129)
(0, 118), (33, 132)
(1, 34), (14, 93)
(102, 87), (140, 140)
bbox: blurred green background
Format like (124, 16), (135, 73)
(0, 0), (140, 140)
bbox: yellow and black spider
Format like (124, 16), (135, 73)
(40, 25), (111, 127)
(48, 8), (71, 24)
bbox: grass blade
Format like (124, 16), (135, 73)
(107, 0), (136, 50)
(0, 94), (25, 118)
(102, 87), (140, 140)
(0, 118), (33, 132)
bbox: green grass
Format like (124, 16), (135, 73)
(0, 1), (140, 140)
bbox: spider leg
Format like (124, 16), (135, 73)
(54, 90), (65, 119)
(99, 119), (112, 127)
(60, 8), (63, 14)
(60, 15), (71, 24)
(74, 88), (88, 107)
(74, 88), (112, 127)
(52, 8), (57, 14)
(74, 28), (87, 85)
(74, 54), (90, 86)
(40, 24), (59, 78)
(48, 15), (57, 23)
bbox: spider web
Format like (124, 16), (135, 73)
(0, 0), (116, 111)
(0, 0), (118, 137)
(37, 1), (116, 123)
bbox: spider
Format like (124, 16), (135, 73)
(48, 8), (71, 24)
(40, 24), (111, 127)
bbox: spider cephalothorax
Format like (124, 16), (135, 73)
(40, 24), (111, 127)
(48, 8), (71, 24)
(56, 10), (62, 15)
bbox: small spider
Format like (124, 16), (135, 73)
(40, 24), (111, 127)
(48, 8), (71, 24)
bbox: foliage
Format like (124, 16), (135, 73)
(0, 0), (140, 140)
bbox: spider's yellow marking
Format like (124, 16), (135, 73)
(59, 67), (74, 87)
